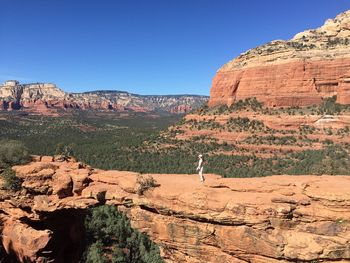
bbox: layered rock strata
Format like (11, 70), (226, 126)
(1, 157), (350, 262)
(0, 80), (208, 114)
(209, 10), (350, 107)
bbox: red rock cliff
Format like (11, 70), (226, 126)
(209, 10), (350, 107)
(0, 81), (208, 114)
(1, 157), (350, 263)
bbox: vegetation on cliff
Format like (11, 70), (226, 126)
(82, 205), (163, 263)
(197, 96), (350, 116)
(0, 140), (29, 192)
(0, 168), (22, 191)
(0, 139), (30, 169)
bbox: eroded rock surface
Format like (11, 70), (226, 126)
(209, 10), (350, 107)
(1, 157), (350, 262)
(0, 80), (208, 115)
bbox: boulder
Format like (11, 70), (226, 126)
(52, 170), (73, 198)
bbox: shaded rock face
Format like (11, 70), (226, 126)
(0, 100), (8, 110)
(27, 209), (86, 263)
(0, 81), (208, 115)
(209, 10), (350, 107)
(2, 209), (86, 263)
(1, 157), (350, 262)
(0, 157), (94, 263)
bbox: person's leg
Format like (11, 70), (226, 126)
(199, 167), (204, 182)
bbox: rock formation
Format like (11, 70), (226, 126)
(209, 10), (350, 107)
(1, 157), (350, 262)
(0, 81), (208, 114)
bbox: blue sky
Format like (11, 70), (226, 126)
(1, 0), (349, 95)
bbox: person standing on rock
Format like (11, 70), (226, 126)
(196, 154), (205, 182)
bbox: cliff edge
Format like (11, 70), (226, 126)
(1, 157), (350, 262)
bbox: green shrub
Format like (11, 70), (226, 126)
(55, 143), (75, 158)
(136, 175), (159, 195)
(319, 96), (342, 115)
(83, 205), (163, 263)
(323, 139), (334, 145)
(243, 135), (297, 145)
(226, 117), (265, 132)
(194, 97), (264, 115)
(299, 125), (316, 135)
(1, 168), (22, 191)
(185, 119), (221, 130)
(336, 126), (350, 136)
(85, 241), (106, 263)
(0, 140), (30, 169)
(229, 97), (263, 112)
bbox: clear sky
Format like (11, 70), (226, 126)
(1, 0), (349, 95)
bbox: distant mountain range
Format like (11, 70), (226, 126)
(0, 80), (208, 115)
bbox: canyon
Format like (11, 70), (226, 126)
(1, 156), (350, 263)
(1, 8), (350, 263)
(0, 80), (208, 115)
(209, 10), (350, 108)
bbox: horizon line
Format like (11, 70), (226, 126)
(0, 79), (210, 97)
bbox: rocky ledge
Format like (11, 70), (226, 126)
(1, 157), (350, 262)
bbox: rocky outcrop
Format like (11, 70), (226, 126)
(1, 157), (350, 262)
(170, 105), (192, 114)
(209, 10), (350, 107)
(0, 81), (208, 114)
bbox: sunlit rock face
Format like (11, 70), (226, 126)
(1, 157), (350, 262)
(0, 81), (208, 115)
(209, 10), (350, 108)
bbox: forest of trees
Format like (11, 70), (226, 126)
(82, 205), (163, 263)
(0, 109), (350, 177)
(0, 139), (30, 191)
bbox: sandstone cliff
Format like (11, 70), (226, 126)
(209, 10), (350, 107)
(1, 157), (350, 262)
(0, 80), (208, 114)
